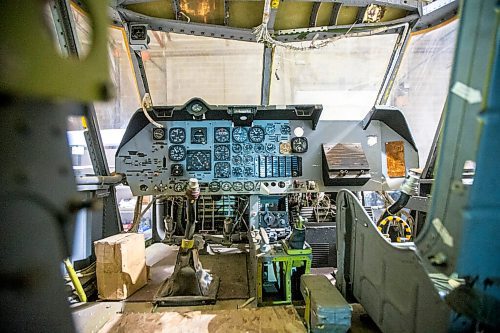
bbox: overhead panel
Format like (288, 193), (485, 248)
(336, 6), (358, 25)
(274, 2), (315, 30)
(228, 1), (265, 29)
(179, 0), (225, 25)
(125, 0), (175, 20)
(381, 8), (408, 22)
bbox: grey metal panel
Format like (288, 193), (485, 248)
(260, 46), (273, 105)
(116, 114), (419, 196)
(413, 0), (458, 32)
(336, 190), (450, 333)
(118, 8), (258, 42)
(305, 224), (337, 267)
(406, 196), (429, 213)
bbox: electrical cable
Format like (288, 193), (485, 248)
(253, 0), (410, 51)
(141, 93), (163, 128)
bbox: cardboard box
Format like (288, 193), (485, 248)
(95, 233), (147, 300)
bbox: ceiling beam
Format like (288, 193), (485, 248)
(309, 2), (321, 27)
(172, 0), (180, 20)
(224, 0), (230, 26)
(267, 5), (279, 30)
(356, 6), (368, 23)
(119, 7), (418, 43)
(329, 3), (342, 26)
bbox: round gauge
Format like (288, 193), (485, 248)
(168, 145), (186, 161)
(243, 143), (253, 154)
(214, 145), (230, 161)
(265, 124), (275, 135)
(214, 162), (231, 178)
(191, 127), (207, 144)
(153, 128), (165, 140)
(191, 103), (203, 113)
(243, 155), (253, 164)
(186, 150), (211, 171)
(232, 155), (242, 165)
(232, 127), (248, 143)
(248, 126), (265, 143)
(291, 137), (308, 153)
(232, 167), (243, 178)
(244, 181), (255, 191)
(214, 127), (230, 143)
(173, 182), (185, 192)
(265, 143), (276, 153)
(254, 143), (265, 154)
(280, 124), (291, 135)
(221, 182), (232, 191)
(170, 164), (184, 176)
(209, 181), (221, 192)
(169, 128), (185, 144)
(233, 181), (243, 191)
(279, 141), (292, 154)
(244, 166), (254, 177)
(232, 144), (242, 154)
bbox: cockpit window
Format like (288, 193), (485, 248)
(144, 32), (264, 105)
(269, 34), (399, 120)
(388, 20), (458, 165)
(71, 6), (140, 130)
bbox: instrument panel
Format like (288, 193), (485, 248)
(117, 119), (307, 195)
(115, 100), (419, 196)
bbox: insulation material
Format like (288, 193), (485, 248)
(95, 233), (148, 300)
(386, 140), (406, 178)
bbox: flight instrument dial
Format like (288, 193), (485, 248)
(254, 143), (265, 154)
(186, 150), (211, 171)
(209, 181), (221, 192)
(291, 137), (308, 153)
(232, 127), (248, 143)
(169, 128), (185, 144)
(214, 127), (230, 143)
(248, 126), (265, 143)
(169, 145), (186, 161)
(214, 145), (230, 161)
(153, 128), (166, 141)
(214, 162), (231, 178)
(191, 127), (207, 144)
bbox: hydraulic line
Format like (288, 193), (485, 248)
(63, 258), (87, 303)
(378, 170), (420, 224)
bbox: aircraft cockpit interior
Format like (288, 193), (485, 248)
(1, 0), (499, 332)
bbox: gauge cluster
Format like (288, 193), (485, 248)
(118, 119), (310, 195)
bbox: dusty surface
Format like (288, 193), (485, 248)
(126, 244), (249, 301)
(99, 306), (306, 333)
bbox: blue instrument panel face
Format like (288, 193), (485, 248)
(116, 120), (304, 195)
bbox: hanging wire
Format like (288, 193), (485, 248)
(253, 0), (409, 51)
